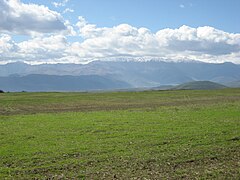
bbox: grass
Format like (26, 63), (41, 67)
(0, 89), (240, 179)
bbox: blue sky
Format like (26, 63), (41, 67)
(24, 0), (240, 33)
(0, 0), (240, 64)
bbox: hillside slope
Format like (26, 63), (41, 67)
(172, 81), (227, 90)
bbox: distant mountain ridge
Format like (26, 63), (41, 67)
(0, 60), (240, 91)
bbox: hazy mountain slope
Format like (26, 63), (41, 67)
(174, 62), (240, 83)
(0, 74), (131, 92)
(223, 80), (240, 88)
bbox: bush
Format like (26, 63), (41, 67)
(0, 90), (4, 93)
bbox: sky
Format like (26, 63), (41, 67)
(0, 0), (240, 64)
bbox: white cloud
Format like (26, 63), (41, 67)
(72, 18), (240, 63)
(63, 20), (76, 36)
(52, 0), (69, 8)
(0, 16), (240, 64)
(156, 25), (240, 55)
(0, 34), (15, 53)
(18, 35), (67, 54)
(0, 34), (69, 63)
(63, 8), (74, 14)
(0, 34), (20, 62)
(0, 0), (67, 35)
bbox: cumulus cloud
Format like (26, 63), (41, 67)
(0, 34), (69, 63)
(0, 16), (240, 64)
(63, 20), (76, 36)
(0, 34), (15, 53)
(16, 35), (69, 63)
(72, 17), (240, 63)
(0, 0), (67, 35)
(0, 34), (20, 62)
(156, 25), (240, 55)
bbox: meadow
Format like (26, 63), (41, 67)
(0, 89), (240, 179)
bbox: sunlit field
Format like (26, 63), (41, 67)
(0, 89), (240, 179)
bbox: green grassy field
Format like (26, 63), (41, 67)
(0, 89), (240, 179)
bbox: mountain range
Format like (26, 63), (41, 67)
(0, 60), (240, 92)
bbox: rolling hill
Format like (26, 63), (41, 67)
(172, 81), (227, 90)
